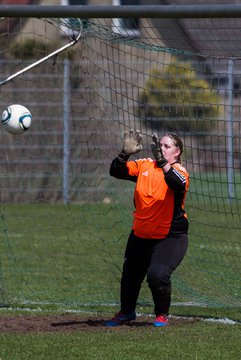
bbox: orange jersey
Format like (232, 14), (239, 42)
(124, 158), (189, 239)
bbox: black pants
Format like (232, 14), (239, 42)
(120, 230), (188, 315)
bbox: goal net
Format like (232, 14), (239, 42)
(0, 7), (240, 315)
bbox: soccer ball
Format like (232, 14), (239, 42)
(1, 104), (32, 135)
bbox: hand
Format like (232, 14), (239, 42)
(151, 133), (168, 168)
(122, 129), (143, 155)
(151, 133), (163, 161)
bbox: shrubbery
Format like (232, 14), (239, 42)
(138, 60), (223, 132)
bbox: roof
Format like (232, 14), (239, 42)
(149, 0), (241, 58)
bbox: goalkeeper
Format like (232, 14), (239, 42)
(105, 129), (189, 327)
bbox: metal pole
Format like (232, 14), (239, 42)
(227, 58), (235, 203)
(63, 59), (70, 205)
(1, 5), (241, 18)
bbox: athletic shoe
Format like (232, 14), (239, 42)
(153, 314), (169, 327)
(104, 311), (136, 326)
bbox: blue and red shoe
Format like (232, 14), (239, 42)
(104, 311), (136, 326)
(153, 314), (169, 327)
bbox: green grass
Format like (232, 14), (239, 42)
(0, 187), (240, 359)
(0, 201), (240, 316)
(0, 322), (240, 360)
(0, 203), (127, 305)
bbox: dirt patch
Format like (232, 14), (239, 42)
(0, 314), (200, 333)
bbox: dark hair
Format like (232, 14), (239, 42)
(168, 133), (184, 162)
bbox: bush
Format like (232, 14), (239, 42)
(9, 38), (75, 60)
(138, 60), (223, 133)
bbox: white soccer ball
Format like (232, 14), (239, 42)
(1, 104), (32, 135)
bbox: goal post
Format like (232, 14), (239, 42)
(0, 5), (240, 316)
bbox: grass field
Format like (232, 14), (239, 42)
(0, 201), (240, 359)
(0, 314), (240, 360)
(0, 201), (240, 311)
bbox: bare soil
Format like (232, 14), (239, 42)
(0, 314), (200, 333)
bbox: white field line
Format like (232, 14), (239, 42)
(0, 305), (240, 325)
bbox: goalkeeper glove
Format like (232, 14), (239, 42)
(151, 133), (168, 168)
(118, 129), (143, 160)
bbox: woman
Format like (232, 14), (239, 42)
(105, 129), (189, 327)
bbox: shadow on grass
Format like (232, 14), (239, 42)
(51, 318), (152, 328)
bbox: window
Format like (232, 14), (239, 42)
(61, 0), (87, 5)
(60, 0), (88, 37)
(112, 0), (140, 38)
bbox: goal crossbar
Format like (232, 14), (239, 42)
(1, 5), (241, 19)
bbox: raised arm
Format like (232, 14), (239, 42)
(151, 133), (188, 193)
(164, 166), (188, 193)
(110, 129), (142, 181)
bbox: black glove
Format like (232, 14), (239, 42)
(151, 133), (168, 168)
(118, 129), (143, 160)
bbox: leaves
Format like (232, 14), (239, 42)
(138, 60), (223, 132)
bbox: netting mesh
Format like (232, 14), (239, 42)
(0, 15), (240, 312)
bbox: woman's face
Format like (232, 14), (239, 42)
(160, 135), (181, 164)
